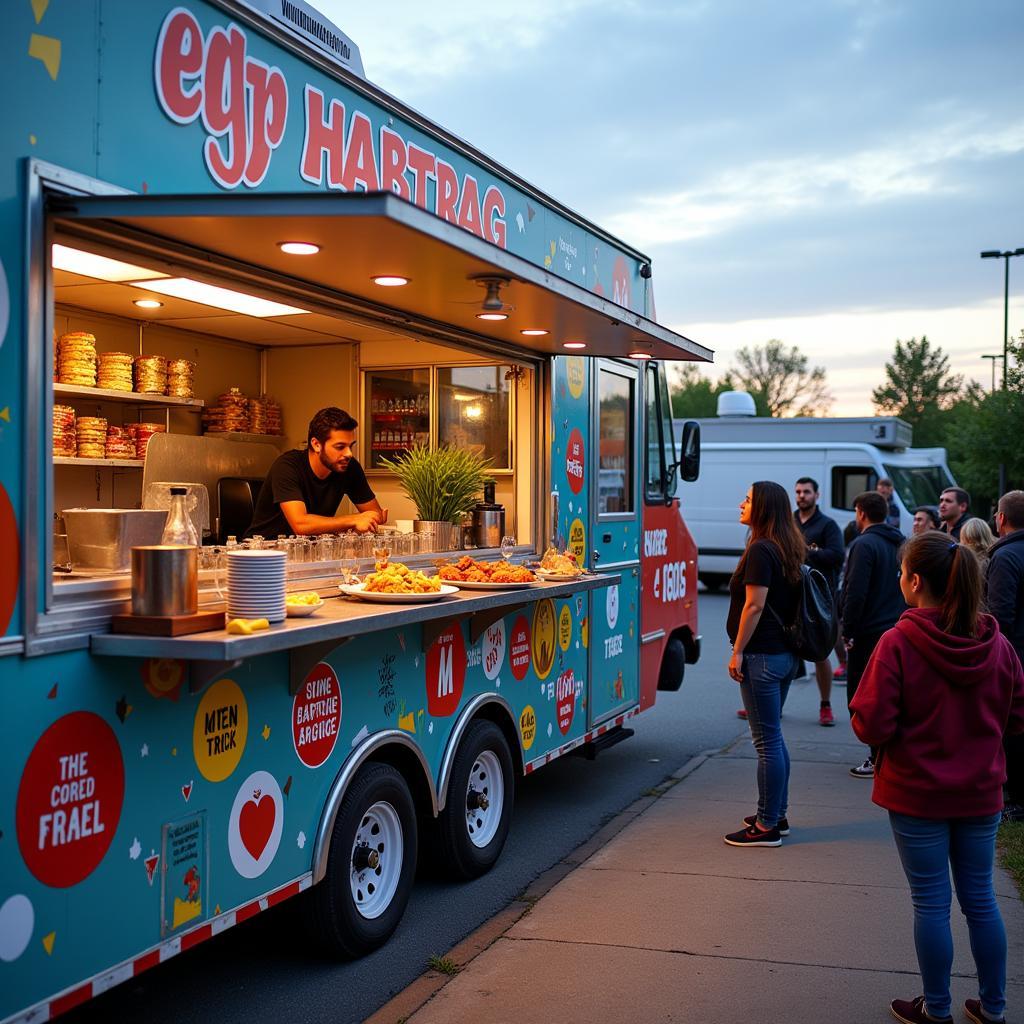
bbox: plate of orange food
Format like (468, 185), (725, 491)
(339, 561), (458, 603)
(436, 555), (539, 589)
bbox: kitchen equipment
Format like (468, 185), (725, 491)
(472, 485), (506, 550)
(144, 481), (211, 540)
(131, 545), (198, 616)
(63, 508), (168, 572)
(413, 520), (459, 552)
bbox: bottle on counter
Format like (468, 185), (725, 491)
(161, 487), (199, 546)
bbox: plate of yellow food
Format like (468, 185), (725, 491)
(437, 556), (539, 589)
(339, 561), (457, 603)
(535, 548), (585, 581)
(285, 591), (324, 617)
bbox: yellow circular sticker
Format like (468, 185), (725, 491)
(558, 604), (572, 652)
(519, 705), (537, 751)
(566, 357), (586, 399)
(532, 599), (556, 680)
(193, 678), (248, 782)
(569, 518), (586, 566)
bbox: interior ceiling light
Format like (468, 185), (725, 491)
(51, 244), (168, 283)
(278, 241), (320, 256)
(563, 341), (587, 350)
(372, 275), (409, 287)
(129, 278), (308, 317)
(628, 340), (654, 360)
(476, 311), (508, 321)
(520, 329), (549, 336)
(132, 298), (163, 309)
(452, 392), (479, 402)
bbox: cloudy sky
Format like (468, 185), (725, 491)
(320, 0), (1024, 413)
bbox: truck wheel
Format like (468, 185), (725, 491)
(437, 720), (514, 880)
(657, 637), (686, 691)
(309, 761), (417, 958)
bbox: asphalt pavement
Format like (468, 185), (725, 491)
(65, 594), (745, 1024)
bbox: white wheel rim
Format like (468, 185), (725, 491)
(465, 749), (504, 849)
(350, 801), (403, 920)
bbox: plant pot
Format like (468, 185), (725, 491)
(413, 520), (459, 552)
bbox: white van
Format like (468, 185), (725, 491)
(674, 395), (956, 589)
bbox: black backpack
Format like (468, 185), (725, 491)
(767, 565), (838, 663)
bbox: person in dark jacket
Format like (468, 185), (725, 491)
(794, 477), (843, 726)
(851, 531), (1024, 1024)
(938, 486), (972, 540)
(841, 490), (906, 778)
(988, 489), (1024, 822)
(912, 505), (941, 534)
(877, 477), (902, 528)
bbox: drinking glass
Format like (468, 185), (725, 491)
(500, 534), (516, 560)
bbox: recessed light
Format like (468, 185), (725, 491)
(372, 275), (409, 287)
(520, 329), (549, 336)
(563, 341), (587, 350)
(129, 278), (308, 317)
(133, 298), (163, 309)
(278, 241), (320, 256)
(476, 312), (508, 321)
(628, 341), (654, 360)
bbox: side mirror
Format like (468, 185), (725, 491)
(678, 420), (700, 483)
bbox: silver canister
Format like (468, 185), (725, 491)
(131, 545), (198, 617)
(473, 508), (505, 550)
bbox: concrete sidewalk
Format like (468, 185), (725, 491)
(391, 680), (1024, 1024)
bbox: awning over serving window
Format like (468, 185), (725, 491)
(50, 191), (711, 363)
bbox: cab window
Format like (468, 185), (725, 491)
(598, 367), (634, 515)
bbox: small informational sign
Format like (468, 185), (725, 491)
(161, 811), (208, 937)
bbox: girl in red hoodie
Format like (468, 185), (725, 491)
(851, 531), (1024, 1024)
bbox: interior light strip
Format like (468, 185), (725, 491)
(128, 278), (308, 317)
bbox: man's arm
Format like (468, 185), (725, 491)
(986, 554), (1021, 638)
(841, 539), (873, 638)
(279, 501), (382, 535)
(806, 519), (844, 573)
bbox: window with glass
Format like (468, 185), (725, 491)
(437, 365), (512, 470)
(598, 368), (634, 515)
(365, 368), (431, 469)
(882, 464), (955, 511)
(831, 465), (878, 510)
(644, 363), (677, 503)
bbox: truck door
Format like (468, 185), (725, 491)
(588, 360), (640, 726)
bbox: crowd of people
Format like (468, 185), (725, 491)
(723, 477), (1024, 1024)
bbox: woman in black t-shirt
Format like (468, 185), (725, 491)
(724, 480), (805, 847)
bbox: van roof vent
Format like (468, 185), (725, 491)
(716, 391), (757, 417)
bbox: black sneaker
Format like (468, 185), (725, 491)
(849, 758), (874, 779)
(889, 995), (952, 1023)
(723, 823), (782, 847)
(743, 813), (790, 835)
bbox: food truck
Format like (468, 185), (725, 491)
(0, 2), (710, 1019)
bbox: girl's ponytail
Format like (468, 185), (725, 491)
(904, 531), (982, 638)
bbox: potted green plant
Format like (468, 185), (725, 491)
(378, 444), (492, 551)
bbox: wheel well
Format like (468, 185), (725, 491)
(368, 743), (437, 825)
(671, 626), (699, 664)
(471, 703), (524, 779)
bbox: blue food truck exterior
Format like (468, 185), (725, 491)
(0, 3), (709, 1019)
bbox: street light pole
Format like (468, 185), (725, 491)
(981, 353), (1003, 392)
(980, 247), (1024, 388)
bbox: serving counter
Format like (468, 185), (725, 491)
(90, 574), (618, 694)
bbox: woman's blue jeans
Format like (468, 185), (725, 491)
(739, 652), (797, 829)
(889, 811), (1006, 1020)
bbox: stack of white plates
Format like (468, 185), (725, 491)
(227, 549), (287, 623)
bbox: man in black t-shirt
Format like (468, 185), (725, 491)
(245, 407), (385, 539)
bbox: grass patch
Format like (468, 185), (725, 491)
(997, 822), (1024, 900)
(427, 954), (460, 977)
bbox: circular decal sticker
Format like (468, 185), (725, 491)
(565, 428), (585, 495)
(482, 620), (506, 682)
(509, 615), (531, 681)
(569, 517), (586, 566)
(532, 599), (556, 680)
(0, 894), (33, 963)
(606, 584), (620, 630)
(519, 706), (537, 751)
(16, 712), (125, 888)
(426, 623), (467, 718)
(228, 770), (284, 878)
(142, 658), (185, 701)
(292, 663), (342, 768)
(558, 605), (573, 652)
(0, 483), (19, 636)
(193, 678), (248, 782)
(556, 669), (577, 735)
(566, 356), (585, 400)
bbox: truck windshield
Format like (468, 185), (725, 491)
(883, 464), (955, 510)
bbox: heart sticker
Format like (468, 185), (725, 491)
(228, 770), (283, 879)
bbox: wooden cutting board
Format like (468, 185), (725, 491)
(110, 610), (226, 636)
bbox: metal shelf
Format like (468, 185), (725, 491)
(54, 456), (145, 469)
(54, 383), (204, 410)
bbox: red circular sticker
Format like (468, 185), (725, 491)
(0, 482), (19, 636)
(16, 712), (125, 888)
(566, 428), (585, 494)
(426, 624), (467, 718)
(556, 669), (577, 735)
(509, 615), (532, 681)
(292, 663), (342, 768)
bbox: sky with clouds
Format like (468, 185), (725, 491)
(320, 0), (1024, 413)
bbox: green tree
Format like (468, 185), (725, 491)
(872, 336), (963, 447)
(723, 340), (831, 417)
(668, 363), (731, 418)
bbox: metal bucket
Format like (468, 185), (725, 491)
(131, 545), (198, 616)
(413, 520), (458, 552)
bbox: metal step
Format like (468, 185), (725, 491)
(574, 725), (635, 761)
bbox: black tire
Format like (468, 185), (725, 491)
(436, 720), (514, 880)
(657, 637), (686, 691)
(308, 761), (417, 958)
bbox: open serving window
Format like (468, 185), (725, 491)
(26, 181), (710, 651)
